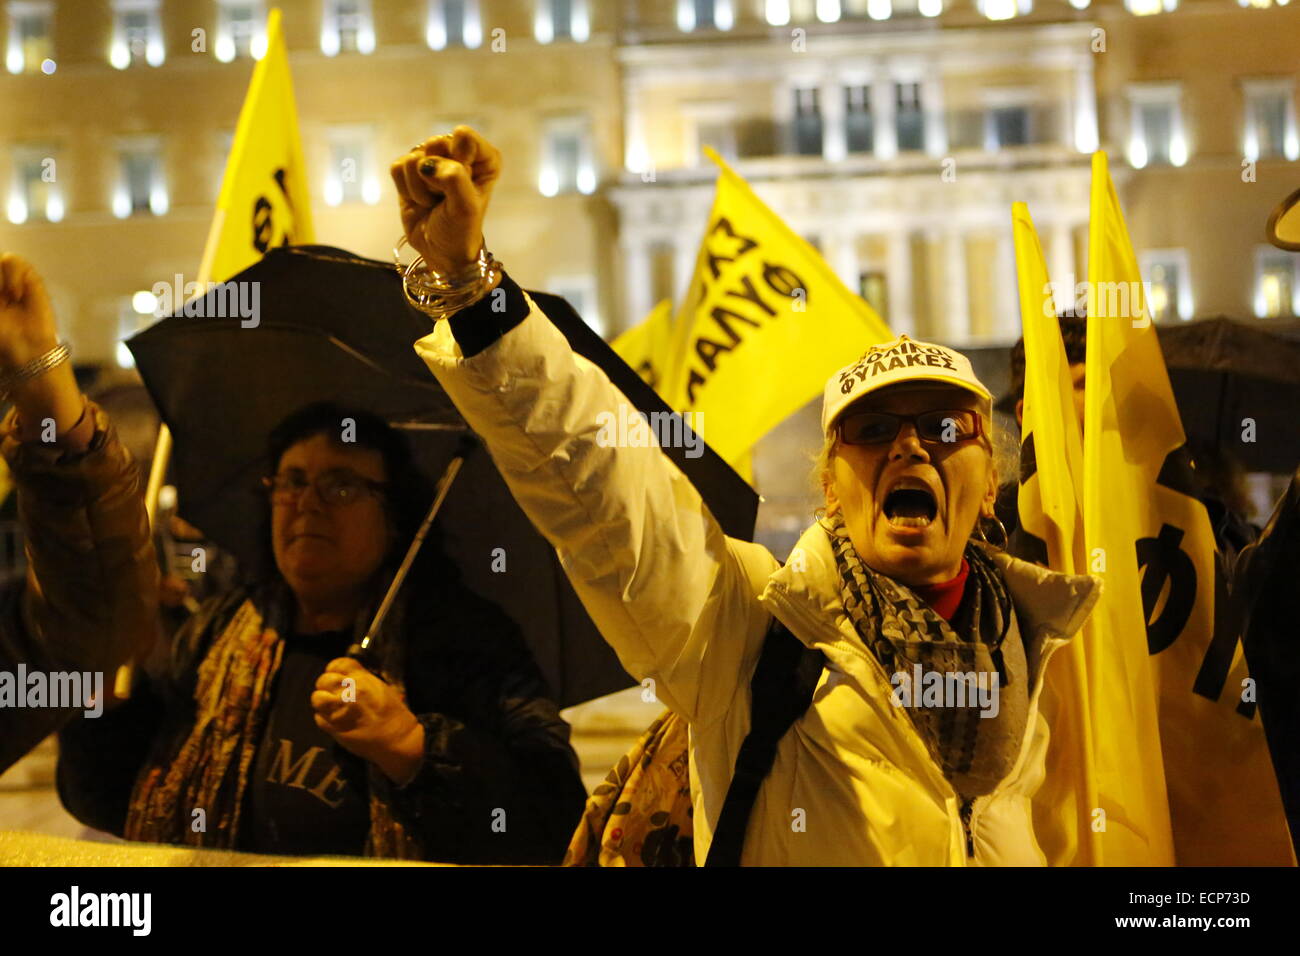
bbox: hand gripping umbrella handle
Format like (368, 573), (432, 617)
(347, 433), (476, 668)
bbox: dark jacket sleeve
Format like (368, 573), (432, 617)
(384, 586), (587, 865)
(55, 589), (242, 834)
(0, 400), (159, 775)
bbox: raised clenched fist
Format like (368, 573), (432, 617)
(0, 252), (59, 369)
(390, 125), (502, 277)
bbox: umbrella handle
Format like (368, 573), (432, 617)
(348, 433), (477, 666)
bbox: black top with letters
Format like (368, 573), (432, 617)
(242, 628), (371, 856)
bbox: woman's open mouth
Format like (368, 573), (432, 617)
(882, 479), (938, 530)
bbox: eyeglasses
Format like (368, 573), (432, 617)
(261, 469), (389, 507)
(838, 409), (983, 446)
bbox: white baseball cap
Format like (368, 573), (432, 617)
(822, 334), (993, 437)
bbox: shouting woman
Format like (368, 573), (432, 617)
(392, 127), (1099, 866)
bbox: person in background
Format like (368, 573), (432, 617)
(0, 252), (158, 774)
(998, 312), (1257, 564)
(57, 401), (586, 863)
(993, 312), (1087, 561)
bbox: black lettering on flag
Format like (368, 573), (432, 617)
(685, 368), (707, 405)
(706, 217), (759, 279)
(763, 262), (805, 300)
(706, 251), (734, 281)
(1192, 555), (1255, 716)
(252, 166), (295, 254)
(695, 336), (733, 373)
(723, 275), (777, 317)
(252, 195), (275, 254)
(712, 306), (759, 348)
(1137, 522), (1197, 655)
(1149, 446), (1254, 717)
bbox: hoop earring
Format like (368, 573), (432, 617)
(976, 513), (1010, 551)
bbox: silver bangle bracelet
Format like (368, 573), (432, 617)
(394, 236), (503, 322)
(0, 341), (71, 400)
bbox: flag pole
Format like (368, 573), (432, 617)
(113, 213), (224, 699)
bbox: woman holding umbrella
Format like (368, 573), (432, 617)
(57, 399), (587, 863)
(396, 127), (1101, 865)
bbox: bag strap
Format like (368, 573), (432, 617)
(704, 615), (824, 867)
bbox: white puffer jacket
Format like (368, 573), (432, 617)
(414, 293), (1099, 866)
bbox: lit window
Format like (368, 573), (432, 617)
(1128, 86), (1187, 168)
(216, 1), (267, 62)
(1125, 0), (1177, 14)
(7, 148), (61, 224)
(322, 0), (374, 56)
(678, 0), (733, 31)
(765, 0), (790, 24)
(6, 2), (53, 75)
(793, 87), (823, 156)
(846, 85), (873, 154)
(816, 0), (842, 21)
(1243, 81), (1299, 162)
(536, 0), (587, 42)
(324, 127), (380, 206)
(539, 118), (595, 196)
(978, 0), (1031, 20)
(987, 105), (1031, 149)
(859, 270), (889, 316)
(841, 0), (898, 15)
(114, 140), (166, 218)
(427, 0), (481, 50)
(1255, 247), (1299, 319)
(1139, 250), (1191, 322)
(110, 0), (163, 69)
(895, 81), (925, 153)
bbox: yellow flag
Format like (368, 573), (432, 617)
(1086, 151), (1292, 865)
(661, 150), (891, 467)
(198, 7), (314, 285)
(1012, 202), (1099, 866)
(612, 299), (676, 394)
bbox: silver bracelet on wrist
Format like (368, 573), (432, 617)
(0, 341), (71, 401)
(394, 236), (503, 322)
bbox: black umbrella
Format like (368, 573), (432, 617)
(126, 245), (757, 707)
(1158, 316), (1300, 474)
(994, 316), (1300, 474)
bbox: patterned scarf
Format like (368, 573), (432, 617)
(125, 582), (422, 859)
(825, 512), (1028, 799)
(563, 709), (695, 867)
